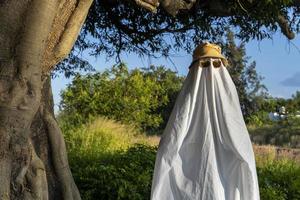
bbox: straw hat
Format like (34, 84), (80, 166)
(191, 42), (228, 67)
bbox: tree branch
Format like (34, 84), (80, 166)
(277, 14), (295, 40)
(54, 0), (93, 66)
(198, 0), (296, 40)
(135, 0), (159, 13)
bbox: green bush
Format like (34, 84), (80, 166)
(69, 144), (300, 200)
(247, 111), (273, 127)
(258, 160), (300, 200)
(70, 144), (157, 200)
(59, 63), (184, 134)
(65, 117), (157, 199)
(65, 118), (300, 200)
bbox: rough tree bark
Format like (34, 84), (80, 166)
(0, 0), (93, 199)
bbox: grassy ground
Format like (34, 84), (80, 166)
(62, 117), (300, 200)
(62, 116), (300, 165)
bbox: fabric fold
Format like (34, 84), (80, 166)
(150, 58), (260, 200)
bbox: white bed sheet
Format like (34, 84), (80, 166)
(150, 59), (260, 200)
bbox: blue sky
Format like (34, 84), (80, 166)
(52, 32), (300, 112)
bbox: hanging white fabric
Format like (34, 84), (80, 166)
(150, 58), (260, 200)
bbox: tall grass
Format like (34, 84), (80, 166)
(62, 117), (159, 199)
(61, 117), (300, 200)
(254, 144), (300, 166)
(63, 116), (157, 161)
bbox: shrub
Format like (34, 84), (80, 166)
(247, 111), (273, 127)
(70, 144), (157, 200)
(249, 116), (300, 148)
(248, 114), (264, 127)
(70, 145), (300, 200)
(65, 117), (158, 199)
(257, 160), (300, 200)
(65, 118), (300, 200)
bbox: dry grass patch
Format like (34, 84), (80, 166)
(253, 144), (300, 166)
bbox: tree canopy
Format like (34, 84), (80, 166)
(222, 31), (268, 119)
(56, 0), (300, 75)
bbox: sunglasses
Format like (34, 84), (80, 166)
(200, 59), (222, 68)
(189, 59), (223, 69)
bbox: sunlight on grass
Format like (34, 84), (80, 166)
(63, 116), (159, 160)
(61, 117), (300, 200)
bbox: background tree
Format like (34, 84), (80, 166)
(2, 0), (300, 199)
(222, 31), (268, 119)
(286, 91), (300, 113)
(59, 64), (184, 134)
(58, 31), (268, 133)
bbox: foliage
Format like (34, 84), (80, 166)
(222, 31), (268, 119)
(286, 90), (300, 113)
(53, 51), (95, 78)
(63, 117), (145, 160)
(64, 117), (300, 200)
(247, 111), (273, 127)
(71, 145), (300, 200)
(141, 65), (184, 130)
(258, 160), (300, 200)
(259, 97), (287, 113)
(48, 0), (300, 76)
(63, 117), (157, 199)
(247, 114), (265, 127)
(259, 92), (300, 115)
(59, 63), (184, 134)
(78, 0), (300, 59)
(59, 32), (271, 133)
(249, 116), (300, 148)
(70, 144), (157, 200)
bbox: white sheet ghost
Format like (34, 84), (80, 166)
(150, 58), (260, 200)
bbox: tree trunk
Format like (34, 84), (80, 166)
(29, 76), (81, 200)
(0, 0), (93, 199)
